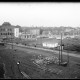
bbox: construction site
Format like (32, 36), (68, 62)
(0, 42), (80, 79)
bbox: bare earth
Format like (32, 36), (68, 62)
(0, 45), (80, 79)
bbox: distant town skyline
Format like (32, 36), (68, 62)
(0, 3), (80, 27)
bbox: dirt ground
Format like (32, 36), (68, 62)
(0, 45), (80, 79)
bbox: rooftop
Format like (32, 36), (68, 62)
(0, 22), (20, 28)
(42, 38), (60, 44)
(2, 22), (11, 26)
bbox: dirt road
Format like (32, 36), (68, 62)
(7, 43), (80, 64)
(8, 43), (80, 58)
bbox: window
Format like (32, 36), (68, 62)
(3, 33), (5, 35)
(3, 28), (5, 31)
(2, 33), (3, 35)
(8, 29), (9, 31)
(10, 29), (12, 31)
(1, 33), (2, 35)
(1, 28), (5, 31)
(6, 33), (7, 35)
(1, 29), (2, 31)
(8, 33), (9, 35)
(9, 33), (11, 35)
(8, 28), (12, 31)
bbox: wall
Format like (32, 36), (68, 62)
(14, 28), (19, 38)
(43, 42), (58, 48)
(30, 29), (40, 35)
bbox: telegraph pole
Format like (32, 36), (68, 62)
(59, 45), (61, 65)
(67, 44), (69, 64)
(11, 31), (13, 49)
(61, 32), (63, 63)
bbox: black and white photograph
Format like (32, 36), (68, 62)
(0, 2), (80, 79)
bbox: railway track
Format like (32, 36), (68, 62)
(7, 43), (80, 65)
(7, 43), (80, 58)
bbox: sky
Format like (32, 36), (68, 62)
(0, 3), (80, 27)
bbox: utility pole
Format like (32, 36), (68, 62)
(61, 32), (63, 63)
(59, 45), (61, 65)
(67, 44), (69, 64)
(11, 30), (13, 49)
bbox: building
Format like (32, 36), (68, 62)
(19, 32), (36, 39)
(19, 32), (32, 39)
(42, 31), (53, 38)
(14, 28), (19, 37)
(0, 22), (20, 39)
(42, 38), (59, 48)
(19, 28), (40, 39)
(29, 29), (40, 35)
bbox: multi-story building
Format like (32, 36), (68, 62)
(19, 32), (36, 39)
(19, 28), (40, 39)
(0, 22), (20, 39)
(29, 29), (40, 35)
(19, 32), (32, 39)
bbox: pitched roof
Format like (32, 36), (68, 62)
(2, 22), (11, 26)
(0, 22), (19, 28)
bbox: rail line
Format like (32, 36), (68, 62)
(8, 43), (80, 58)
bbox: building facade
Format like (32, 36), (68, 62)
(42, 38), (59, 48)
(43, 42), (58, 48)
(14, 28), (19, 37)
(0, 22), (19, 39)
(29, 29), (40, 35)
(19, 32), (36, 39)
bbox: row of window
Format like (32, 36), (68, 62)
(0, 28), (12, 31)
(0, 33), (13, 35)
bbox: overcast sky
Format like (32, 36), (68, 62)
(0, 3), (80, 27)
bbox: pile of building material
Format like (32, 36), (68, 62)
(44, 56), (59, 65)
(33, 55), (59, 65)
(32, 55), (62, 74)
